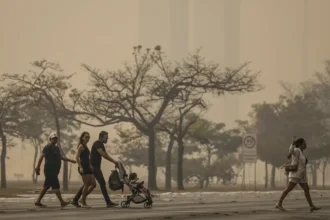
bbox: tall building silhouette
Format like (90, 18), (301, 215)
(139, 0), (241, 128)
(223, 0), (241, 128)
(301, 0), (309, 80)
(169, 0), (190, 61)
(191, 0), (241, 127)
(138, 0), (170, 52)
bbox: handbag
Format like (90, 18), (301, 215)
(285, 150), (300, 172)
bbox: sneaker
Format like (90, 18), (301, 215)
(35, 202), (47, 208)
(275, 204), (286, 211)
(81, 203), (91, 208)
(71, 201), (81, 208)
(106, 202), (118, 208)
(310, 206), (321, 212)
(61, 201), (71, 208)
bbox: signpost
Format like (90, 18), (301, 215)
(241, 133), (257, 190)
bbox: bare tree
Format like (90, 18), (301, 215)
(0, 86), (26, 188)
(156, 89), (205, 190)
(3, 60), (79, 190)
(68, 46), (262, 189)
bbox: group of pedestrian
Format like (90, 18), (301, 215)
(34, 131), (119, 208)
(34, 130), (322, 211)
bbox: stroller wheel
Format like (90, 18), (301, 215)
(121, 201), (129, 208)
(144, 202), (152, 209)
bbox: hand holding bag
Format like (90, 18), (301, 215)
(285, 150), (300, 172)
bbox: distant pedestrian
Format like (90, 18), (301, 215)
(71, 131), (96, 208)
(34, 132), (76, 208)
(276, 136), (321, 212)
(71, 131), (118, 208)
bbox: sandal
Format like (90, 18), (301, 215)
(35, 202), (47, 208)
(275, 204), (286, 211)
(61, 200), (71, 208)
(310, 206), (321, 212)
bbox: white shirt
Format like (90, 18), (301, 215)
(288, 144), (307, 179)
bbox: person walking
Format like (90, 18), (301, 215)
(73, 131), (96, 208)
(34, 132), (76, 208)
(71, 131), (118, 208)
(275, 136), (321, 212)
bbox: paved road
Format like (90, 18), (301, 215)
(0, 197), (328, 220)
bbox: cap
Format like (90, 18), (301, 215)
(49, 132), (58, 139)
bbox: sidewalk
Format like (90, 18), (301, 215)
(1, 190), (329, 212)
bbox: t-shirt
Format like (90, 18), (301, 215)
(288, 144), (308, 179)
(90, 140), (105, 167)
(42, 144), (61, 174)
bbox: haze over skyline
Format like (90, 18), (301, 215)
(1, 0), (330, 184)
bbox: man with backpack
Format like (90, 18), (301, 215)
(72, 131), (119, 208)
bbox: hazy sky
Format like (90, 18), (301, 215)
(1, 0), (330, 183)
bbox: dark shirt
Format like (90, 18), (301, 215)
(79, 145), (91, 168)
(42, 144), (61, 174)
(90, 140), (105, 167)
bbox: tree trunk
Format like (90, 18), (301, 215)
(47, 91), (68, 191)
(312, 165), (317, 188)
(69, 156), (72, 182)
(147, 129), (157, 190)
(53, 114), (68, 191)
(177, 138), (184, 190)
(205, 177), (210, 188)
(322, 167), (325, 188)
(32, 141), (39, 184)
(0, 124), (7, 188)
(199, 179), (204, 189)
(264, 162), (268, 189)
(165, 136), (175, 190)
(270, 165), (276, 189)
(322, 159), (328, 188)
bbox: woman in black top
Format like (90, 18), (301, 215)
(75, 131), (96, 208)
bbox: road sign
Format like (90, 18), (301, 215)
(242, 133), (257, 163)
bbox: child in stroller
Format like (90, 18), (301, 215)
(110, 162), (153, 208)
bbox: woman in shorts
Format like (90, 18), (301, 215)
(74, 131), (96, 208)
(275, 137), (321, 212)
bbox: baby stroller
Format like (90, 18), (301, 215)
(108, 162), (153, 209)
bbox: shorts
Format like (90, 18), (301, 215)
(289, 174), (307, 184)
(44, 173), (60, 190)
(289, 170), (307, 184)
(289, 177), (307, 184)
(78, 166), (94, 175)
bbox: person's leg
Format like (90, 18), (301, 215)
(93, 167), (112, 205)
(35, 187), (50, 206)
(72, 185), (84, 206)
(299, 182), (321, 211)
(81, 174), (92, 206)
(276, 180), (297, 210)
(52, 177), (70, 207)
(35, 174), (51, 206)
(87, 175), (97, 195)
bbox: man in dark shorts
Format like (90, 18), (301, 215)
(71, 131), (119, 208)
(34, 132), (76, 207)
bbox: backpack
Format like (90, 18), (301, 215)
(108, 170), (124, 192)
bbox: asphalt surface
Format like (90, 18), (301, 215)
(0, 196), (329, 220)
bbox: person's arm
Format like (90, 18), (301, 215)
(60, 148), (76, 164)
(61, 156), (76, 163)
(288, 136), (297, 154)
(35, 153), (45, 173)
(96, 148), (117, 165)
(35, 146), (48, 173)
(75, 145), (84, 168)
